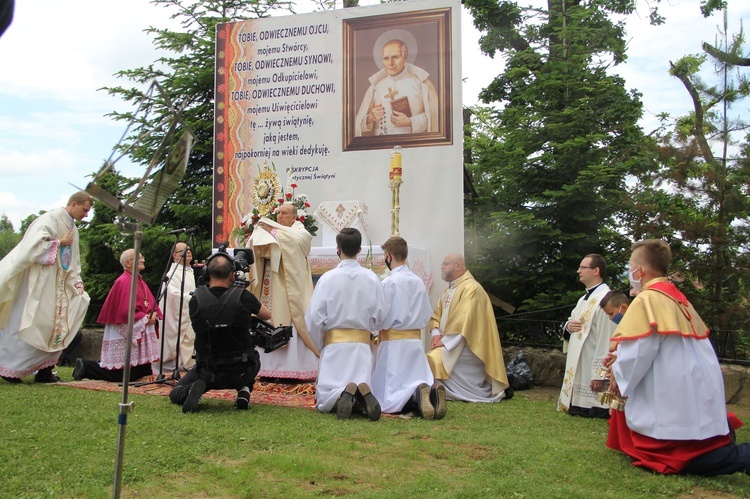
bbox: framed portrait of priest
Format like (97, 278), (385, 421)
(342, 7), (453, 152)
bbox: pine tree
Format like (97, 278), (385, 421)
(463, 0), (654, 317)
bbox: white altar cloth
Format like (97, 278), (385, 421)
(308, 245), (433, 292)
(313, 200), (372, 247)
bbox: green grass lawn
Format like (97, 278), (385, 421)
(2, 370), (750, 498)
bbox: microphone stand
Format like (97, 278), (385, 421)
(132, 234), (192, 387)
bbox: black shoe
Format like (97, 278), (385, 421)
(414, 383), (435, 419)
(182, 379), (206, 414)
(73, 359), (85, 381)
(336, 382), (357, 420)
(34, 367), (63, 383)
(504, 374), (514, 400)
(1, 375), (21, 384)
(235, 388), (250, 410)
(356, 382), (381, 422)
(430, 384), (447, 420)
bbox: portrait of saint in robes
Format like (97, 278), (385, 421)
(343, 8), (453, 151)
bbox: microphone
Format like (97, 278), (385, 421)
(167, 226), (199, 235)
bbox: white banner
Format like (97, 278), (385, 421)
(213, 0), (463, 303)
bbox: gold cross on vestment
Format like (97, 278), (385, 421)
(385, 87), (399, 101)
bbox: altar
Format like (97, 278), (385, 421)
(308, 244), (433, 292)
(309, 200), (433, 290)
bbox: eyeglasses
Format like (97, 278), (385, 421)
(174, 248), (192, 254)
(578, 265), (595, 270)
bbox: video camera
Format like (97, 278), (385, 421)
(230, 247), (254, 272)
(250, 318), (293, 353)
(201, 244), (255, 286)
(229, 247), (253, 287)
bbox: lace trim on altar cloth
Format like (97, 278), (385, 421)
(308, 251), (433, 292)
(309, 253), (385, 270)
(313, 201), (369, 236)
(258, 368), (318, 381)
(408, 258), (433, 292)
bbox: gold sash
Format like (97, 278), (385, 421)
(324, 329), (371, 346)
(380, 329), (421, 342)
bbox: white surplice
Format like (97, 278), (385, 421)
(0, 207), (89, 378)
(558, 283), (615, 412)
(156, 262), (196, 372)
(305, 259), (387, 412)
(371, 265), (434, 413)
(614, 334), (728, 440)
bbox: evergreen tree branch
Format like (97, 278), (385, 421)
(703, 41), (750, 67)
(670, 60), (716, 165)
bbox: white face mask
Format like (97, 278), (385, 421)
(629, 267), (642, 294)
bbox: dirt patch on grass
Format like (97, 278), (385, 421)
(679, 487), (746, 498)
(515, 386), (559, 402)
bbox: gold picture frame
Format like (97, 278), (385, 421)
(343, 7), (453, 151)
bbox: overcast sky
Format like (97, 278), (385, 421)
(0, 0), (747, 229)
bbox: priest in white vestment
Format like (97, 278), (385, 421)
(355, 39), (439, 137)
(155, 242), (196, 374)
(558, 254), (616, 418)
(305, 228), (387, 420)
(372, 236), (445, 419)
(606, 239), (750, 476)
(427, 254), (509, 402)
(0, 191), (92, 383)
(250, 203), (319, 381)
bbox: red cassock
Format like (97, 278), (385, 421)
(607, 410), (742, 474)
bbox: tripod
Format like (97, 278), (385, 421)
(132, 232), (197, 387)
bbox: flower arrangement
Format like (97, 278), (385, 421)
(231, 163), (318, 246)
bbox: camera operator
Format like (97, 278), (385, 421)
(169, 251), (271, 413)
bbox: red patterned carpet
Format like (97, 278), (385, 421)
(62, 377), (317, 410)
